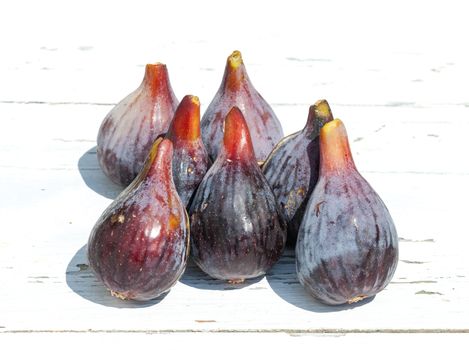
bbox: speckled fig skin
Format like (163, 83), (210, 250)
(165, 95), (211, 208)
(200, 50), (284, 163)
(190, 107), (286, 283)
(88, 138), (189, 301)
(262, 100), (333, 246)
(296, 119), (398, 306)
(97, 63), (178, 186)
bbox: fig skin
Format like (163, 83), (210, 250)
(200, 50), (284, 163)
(88, 138), (189, 301)
(190, 107), (287, 283)
(97, 63), (178, 186)
(296, 119), (399, 306)
(262, 100), (333, 246)
(165, 95), (211, 208)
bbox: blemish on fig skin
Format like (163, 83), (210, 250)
(315, 201), (325, 217)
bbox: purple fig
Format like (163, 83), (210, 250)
(190, 107), (286, 283)
(165, 95), (211, 207)
(263, 100), (333, 245)
(201, 50), (284, 163)
(97, 63), (178, 186)
(88, 138), (189, 301)
(296, 119), (399, 305)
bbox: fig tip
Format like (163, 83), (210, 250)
(228, 50), (243, 69)
(188, 95), (200, 106)
(314, 99), (332, 119)
(321, 119), (344, 135)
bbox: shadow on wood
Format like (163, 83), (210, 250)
(65, 244), (167, 308)
(77, 146), (123, 200)
(266, 248), (375, 313)
(179, 257), (263, 291)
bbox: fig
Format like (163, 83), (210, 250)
(201, 50), (284, 163)
(296, 119), (399, 305)
(263, 100), (333, 245)
(97, 63), (178, 186)
(190, 107), (287, 283)
(165, 95), (211, 207)
(87, 138), (189, 301)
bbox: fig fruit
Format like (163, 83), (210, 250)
(201, 50), (283, 163)
(296, 119), (398, 305)
(190, 107), (287, 283)
(165, 95), (211, 207)
(97, 63), (178, 186)
(263, 100), (333, 245)
(87, 138), (189, 301)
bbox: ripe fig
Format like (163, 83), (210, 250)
(87, 138), (189, 301)
(263, 100), (333, 245)
(201, 50), (284, 163)
(296, 119), (398, 305)
(190, 107), (287, 283)
(165, 95), (211, 208)
(97, 63), (178, 186)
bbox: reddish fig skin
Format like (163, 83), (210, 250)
(165, 95), (211, 208)
(296, 119), (398, 306)
(97, 63), (178, 186)
(190, 107), (286, 283)
(201, 50), (284, 163)
(88, 138), (189, 301)
(263, 100), (333, 246)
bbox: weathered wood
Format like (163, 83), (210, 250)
(1, 0), (469, 341)
(0, 102), (468, 334)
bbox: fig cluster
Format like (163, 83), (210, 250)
(87, 50), (398, 306)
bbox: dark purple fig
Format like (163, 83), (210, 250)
(263, 100), (333, 246)
(87, 138), (189, 301)
(165, 95), (211, 208)
(97, 63), (178, 186)
(296, 119), (398, 305)
(190, 107), (286, 283)
(201, 50), (284, 163)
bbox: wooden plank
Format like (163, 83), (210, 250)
(1, 333), (469, 350)
(0, 102), (468, 333)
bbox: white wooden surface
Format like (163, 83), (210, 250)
(1, 0), (469, 346)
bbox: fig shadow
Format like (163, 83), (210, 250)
(179, 258), (264, 291)
(266, 248), (375, 313)
(78, 146), (123, 200)
(66, 244), (166, 308)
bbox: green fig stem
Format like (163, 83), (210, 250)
(319, 119), (356, 174)
(222, 50), (248, 91)
(166, 95), (201, 143)
(142, 63), (171, 96)
(223, 107), (256, 161)
(304, 99), (334, 137)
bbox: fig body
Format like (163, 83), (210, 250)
(88, 138), (189, 301)
(263, 100), (333, 245)
(190, 107), (286, 282)
(201, 50), (283, 163)
(165, 95), (211, 207)
(296, 119), (398, 305)
(97, 63), (178, 186)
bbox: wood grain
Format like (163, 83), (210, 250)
(1, 0), (468, 342)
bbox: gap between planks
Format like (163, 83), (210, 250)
(2, 329), (469, 334)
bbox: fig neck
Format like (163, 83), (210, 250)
(166, 95), (201, 143)
(221, 106), (256, 162)
(319, 119), (356, 175)
(220, 51), (251, 93)
(142, 63), (173, 98)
